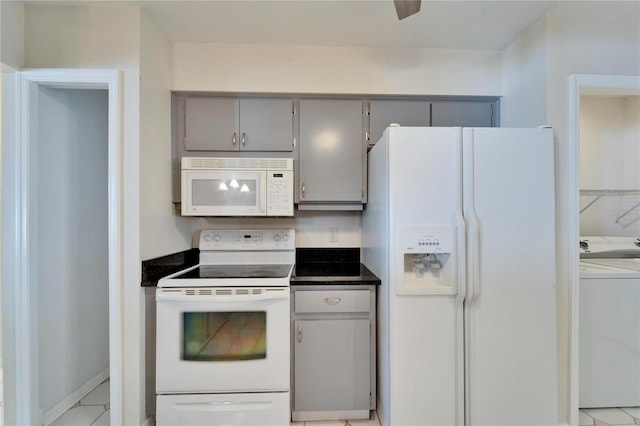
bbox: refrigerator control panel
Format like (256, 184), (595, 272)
(403, 228), (454, 254)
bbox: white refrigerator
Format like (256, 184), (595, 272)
(363, 126), (557, 426)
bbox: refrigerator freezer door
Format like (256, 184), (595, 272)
(380, 127), (465, 426)
(463, 127), (557, 426)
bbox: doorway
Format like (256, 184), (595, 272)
(36, 86), (110, 425)
(569, 74), (640, 426)
(2, 69), (122, 426)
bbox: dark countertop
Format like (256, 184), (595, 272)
(141, 248), (199, 287)
(141, 247), (381, 287)
(291, 247), (380, 286)
(291, 263), (380, 285)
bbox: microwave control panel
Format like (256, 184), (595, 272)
(267, 170), (294, 216)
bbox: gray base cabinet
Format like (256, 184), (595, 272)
(291, 286), (376, 422)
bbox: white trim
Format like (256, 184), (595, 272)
(41, 367), (109, 426)
(13, 69), (123, 426)
(567, 73), (640, 426)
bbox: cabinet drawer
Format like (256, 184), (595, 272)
(295, 290), (370, 313)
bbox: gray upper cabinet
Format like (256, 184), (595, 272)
(183, 97), (294, 152)
(368, 99), (431, 145)
(431, 100), (495, 127)
(298, 99), (365, 205)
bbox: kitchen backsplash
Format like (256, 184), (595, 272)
(190, 210), (362, 248)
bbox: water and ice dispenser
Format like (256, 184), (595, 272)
(396, 226), (458, 295)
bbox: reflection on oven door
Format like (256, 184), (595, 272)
(183, 311), (267, 361)
(156, 392), (290, 426)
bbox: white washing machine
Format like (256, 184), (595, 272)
(579, 236), (640, 408)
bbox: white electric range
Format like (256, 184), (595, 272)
(155, 229), (295, 426)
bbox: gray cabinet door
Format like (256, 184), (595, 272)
(299, 99), (364, 202)
(431, 100), (495, 127)
(294, 319), (370, 412)
(184, 97), (239, 151)
(369, 100), (431, 145)
(239, 98), (294, 152)
(183, 97), (294, 152)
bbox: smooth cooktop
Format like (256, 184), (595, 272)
(171, 264), (293, 279)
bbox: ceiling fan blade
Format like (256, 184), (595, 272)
(394, 0), (421, 20)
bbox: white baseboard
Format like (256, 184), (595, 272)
(42, 367), (109, 426)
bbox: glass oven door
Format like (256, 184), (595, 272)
(156, 287), (290, 394)
(181, 169), (266, 216)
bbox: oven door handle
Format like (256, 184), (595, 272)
(156, 292), (289, 303)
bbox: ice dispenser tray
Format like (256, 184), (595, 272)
(397, 226), (457, 295)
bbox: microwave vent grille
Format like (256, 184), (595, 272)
(183, 157), (292, 171)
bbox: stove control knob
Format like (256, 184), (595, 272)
(283, 234), (289, 242)
(274, 234), (281, 242)
(213, 234), (222, 242)
(203, 233), (213, 242)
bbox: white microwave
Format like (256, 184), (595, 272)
(181, 157), (294, 216)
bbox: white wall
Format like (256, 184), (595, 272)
(140, 12), (192, 260)
(546, 12), (640, 423)
(579, 95), (640, 235)
(36, 87), (110, 421)
(1, 65), (19, 426)
(0, 1), (25, 69)
(501, 18), (548, 127)
(501, 10), (640, 424)
(24, 5), (146, 424)
(1, 4), (24, 422)
(171, 43), (503, 96)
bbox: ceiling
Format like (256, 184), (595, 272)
(25, 1), (640, 50)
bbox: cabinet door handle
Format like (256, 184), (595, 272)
(297, 325), (302, 343)
(232, 132), (237, 146)
(324, 297), (342, 305)
(301, 183), (306, 198)
(242, 132), (247, 146)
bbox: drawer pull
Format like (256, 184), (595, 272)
(297, 325), (302, 343)
(324, 297), (342, 305)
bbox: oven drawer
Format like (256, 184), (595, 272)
(156, 392), (290, 426)
(295, 290), (370, 313)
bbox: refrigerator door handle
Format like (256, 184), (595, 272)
(467, 209), (481, 304)
(464, 129), (481, 305)
(454, 131), (467, 307)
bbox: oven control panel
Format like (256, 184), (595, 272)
(199, 229), (295, 250)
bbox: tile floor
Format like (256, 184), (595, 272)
(580, 407), (640, 426)
(47, 382), (640, 426)
(50, 379), (110, 426)
(51, 376), (380, 426)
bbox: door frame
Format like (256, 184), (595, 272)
(7, 69), (123, 425)
(567, 73), (640, 426)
